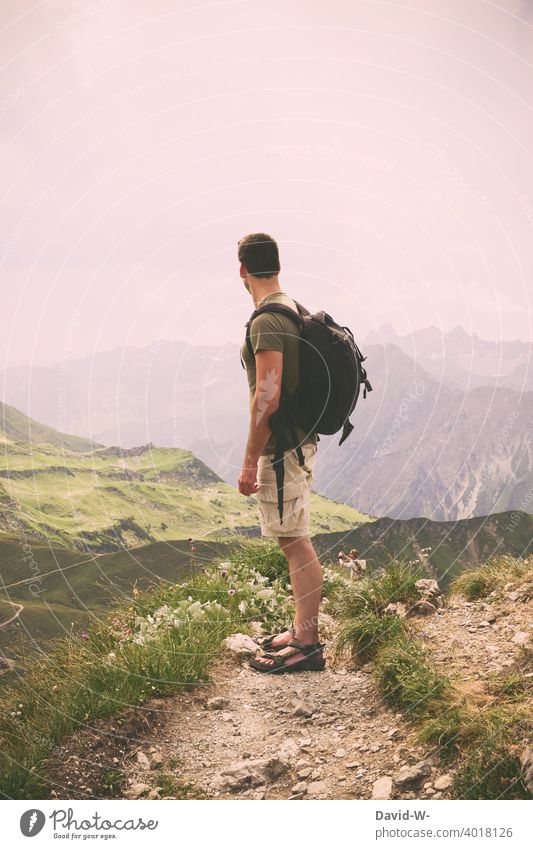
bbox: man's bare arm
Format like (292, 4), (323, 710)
(238, 349), (283, 496)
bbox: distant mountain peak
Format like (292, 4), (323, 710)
(448, 324), (474, 340)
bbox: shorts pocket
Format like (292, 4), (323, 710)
(259, 493), (309, 537)
(257, 450), (313, 502)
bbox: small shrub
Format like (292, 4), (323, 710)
(416, 707), (465, 761)
(230, 538), (290, 583)
(449, 570), (492, 601)
(374, 558), (424, 608)
(452, 745), (529, 800)
(155, 773), (206, 799)
(374, 634), (453, 717)
(450, 555), (533, 601)
(321, 565), (351, 612)
(336, 609), (404, 663)
(334, 557), (426, 662)
(419, 700), (533, 798)
(487, 671), (532, 703)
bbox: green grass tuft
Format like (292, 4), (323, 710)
(226, 538), (290, 584)
(334, 557), (426, 662)
(374, 634), (453, 718)
(336, 607), (404, 663)
(449, 555), (533, 601)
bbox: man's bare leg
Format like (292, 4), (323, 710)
(254, 535), (323, 667)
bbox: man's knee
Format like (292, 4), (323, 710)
(277, 533), (310, 551)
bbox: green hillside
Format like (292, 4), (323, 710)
(2, 509), (531, 658)
(0, 438), (369, 552)
(1, 401), (98, 452)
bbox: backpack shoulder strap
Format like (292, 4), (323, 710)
(244, 303), (305, 357)
(293, 300), (311, 317)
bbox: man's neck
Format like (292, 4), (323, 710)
(249, 276), (282, 308)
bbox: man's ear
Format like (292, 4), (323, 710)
(240, 261), (247, 278)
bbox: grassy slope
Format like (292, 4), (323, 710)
(0, 402), (98, 452)
(3, 508), (531, 654)
(0, 440), (370, 552)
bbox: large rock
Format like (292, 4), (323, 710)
(372, 776), (393, 799)
(279, 738), (300, 762)
(433, 773), (453, 791)
(289, 698), (315, 718)
(136, 751), (151, 770)
(149, 752), (164, 770)
(415, 579), (442, 598)
(507, 583), (533, 602)
(416, 579), (443, 604)
(224, 633), (258, 659)
(124, 782), (150, 799)
(519, 747), (533, 794)
(217, 757), (288, 792)
(307, 780), (329, 799)
(394, 760), (432, 791)
(410, 599), (437, 616)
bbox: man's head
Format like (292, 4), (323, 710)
(238, 233), (280, 284)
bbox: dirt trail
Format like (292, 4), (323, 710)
(409, 594), (533, 701)
(121, 639), (450, 801)
(46, 587), (532, 801)
(121, 590), (532, 801)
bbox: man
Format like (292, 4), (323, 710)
(237, 232), (325, 673)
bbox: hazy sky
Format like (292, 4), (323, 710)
(1, 0), (532, 368)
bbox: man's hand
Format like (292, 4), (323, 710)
(238, 462), (259, 496)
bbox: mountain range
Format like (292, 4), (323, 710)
(365, 324), (532, 391)
(0, 325), (531, 521)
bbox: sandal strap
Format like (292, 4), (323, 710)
(288, 638), (324, 654)
(261, 644), (300, 661)
(262, 639), (324, 662)
(254, 623), (295, 647)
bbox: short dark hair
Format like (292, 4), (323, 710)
(237, 233), (280, 278)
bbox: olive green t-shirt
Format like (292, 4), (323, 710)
(241, 292), (318, 455)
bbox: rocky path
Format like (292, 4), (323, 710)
(121, 638), (454, 801)
(47, 578), (532, 801)
(409, 589), (533, 703)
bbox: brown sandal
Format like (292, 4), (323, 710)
(250, 639), (326, 674)
(253, 624), (295, 651)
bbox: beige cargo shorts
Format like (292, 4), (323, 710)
(256, 443), (317, 538)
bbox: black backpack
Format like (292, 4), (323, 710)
(243, 299), (372, 525)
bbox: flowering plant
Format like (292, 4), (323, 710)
(210, 559), (294, 632)
(131, 597), (227, 646)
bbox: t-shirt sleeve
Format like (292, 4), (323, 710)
(249, 313), (286, 353)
